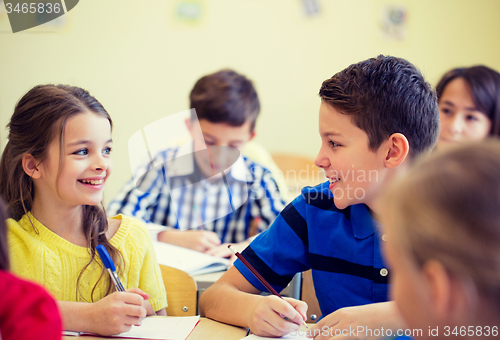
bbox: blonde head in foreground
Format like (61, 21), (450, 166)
(381, 140), (500, 339)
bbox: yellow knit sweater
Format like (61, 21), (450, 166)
(7, 213), (167, 312)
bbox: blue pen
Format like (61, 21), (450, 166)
(96, 244), (126, 292)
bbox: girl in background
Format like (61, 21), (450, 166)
(0, 85), (167, 336)
(0, 197), (62, 340)
(436, 65), (500, 149)
(381, 141), (500, 338)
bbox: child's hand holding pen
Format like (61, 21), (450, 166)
(92, 245), (156, 336)
(228, 245), (309, 337)
(88, 288), (149, 336)
(248, 295), (308, 337)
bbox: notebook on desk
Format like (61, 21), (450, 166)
(153, 241), (230, 276)
(63, 315), (200, 340)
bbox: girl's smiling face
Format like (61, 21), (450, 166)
(35, 111), (113, 207)
(438, 77), (492, 149)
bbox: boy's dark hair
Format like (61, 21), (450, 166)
(436, 65), (500, 137)
(0, 198), (9, 271)
(189, 69), (260, 132)
(319, 55), (440, 158)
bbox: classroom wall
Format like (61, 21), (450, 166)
(1, 0), (499, 206)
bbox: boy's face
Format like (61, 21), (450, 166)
(187, 118), (255, 178)
(315, 101), (388, 210)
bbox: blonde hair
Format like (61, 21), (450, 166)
(385, 139), (500, 310)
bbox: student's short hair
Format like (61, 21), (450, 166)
(189, 69), (260, 132)
(436, 65), (500, 137)
(319, 55), (440, 158)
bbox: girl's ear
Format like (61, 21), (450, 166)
(22, 154), (41, 179)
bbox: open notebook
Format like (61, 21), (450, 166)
(63, 315), (199, 340)
(153, 241), (229, 276)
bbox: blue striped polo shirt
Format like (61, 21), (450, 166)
(234, 181), (390, 315)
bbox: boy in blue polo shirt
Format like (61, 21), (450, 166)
(199, 56), (440, 338)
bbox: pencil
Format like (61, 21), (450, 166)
(228, 245), (309, 330)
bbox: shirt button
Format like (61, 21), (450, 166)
(380, 268), (388, 276)
(382, 234), (387, 241)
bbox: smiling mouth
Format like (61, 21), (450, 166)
(329, 178), (340, 184)
(78, 179), (103, 185)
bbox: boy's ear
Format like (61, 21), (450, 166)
(22, 154), (41, 179)
(384, 133), (409, 169)
(184, 118), (193, 135)
(248, 131), (256, 142)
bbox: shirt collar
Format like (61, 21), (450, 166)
(350, 204), (376, 239)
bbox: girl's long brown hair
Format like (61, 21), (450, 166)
(0, 84), (123, 301)
(0, 198), (9, 271)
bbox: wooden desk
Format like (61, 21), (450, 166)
(64, 317), (247, 340)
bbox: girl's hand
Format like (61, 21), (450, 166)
(126, 287), (155, 315)
(89, 290), (147, 336)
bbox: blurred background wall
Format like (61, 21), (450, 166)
(1, 0), (499, 205)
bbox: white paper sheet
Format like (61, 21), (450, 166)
(64, 316), (200, 340)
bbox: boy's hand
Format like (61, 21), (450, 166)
(89, 290), (147, 336)
(307, 301), (405, 340)
(158, 229), (221, 252)
(247, 295), (308, 338)
(204, 240), (251, 264)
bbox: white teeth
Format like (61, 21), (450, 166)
(329, 178), (339, 184)
(81, 179), (103, 185)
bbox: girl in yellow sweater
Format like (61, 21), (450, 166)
(0, 85), (167, 336)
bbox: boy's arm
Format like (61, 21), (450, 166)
(199, 266), (308, 337)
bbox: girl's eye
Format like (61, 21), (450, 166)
(440, 108), (452, 115)
(73, 148), (88, 156)
(103, 147), (112, 155)
(466, 115), (478, 122)
(329, 141), (340, 148)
